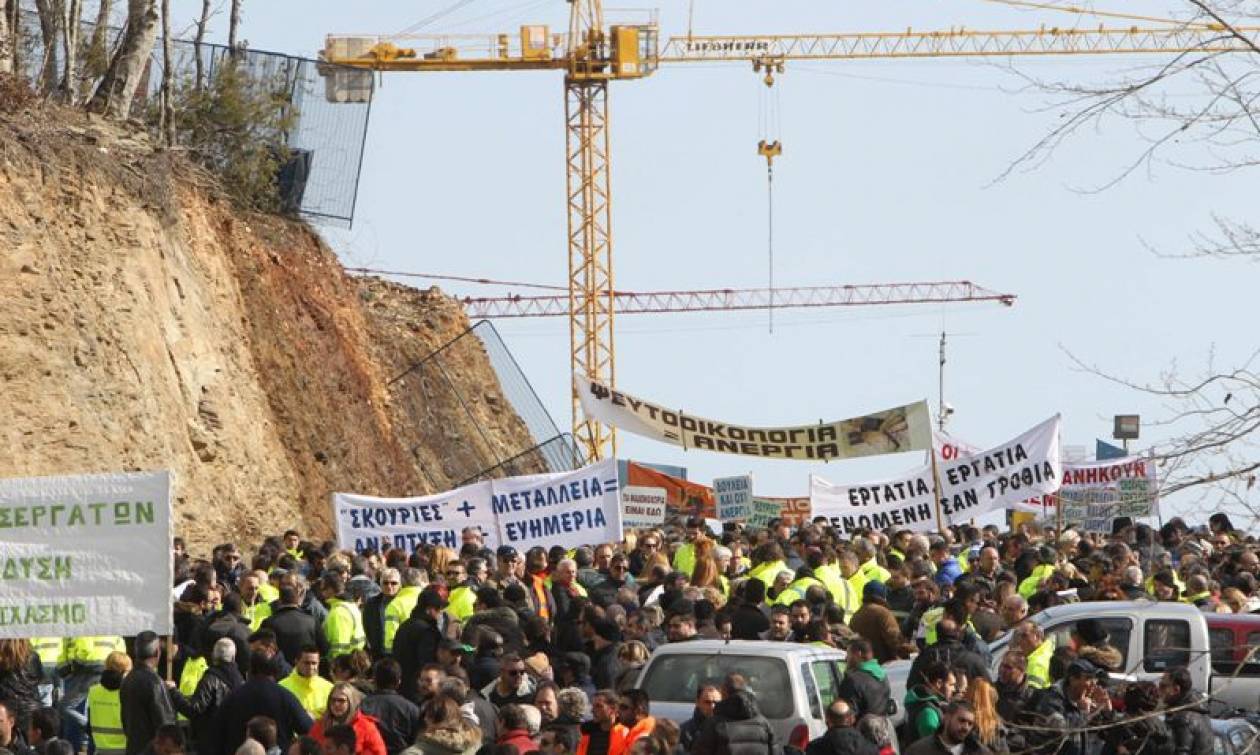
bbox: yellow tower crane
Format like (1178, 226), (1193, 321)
(320, 4), (1260, 462)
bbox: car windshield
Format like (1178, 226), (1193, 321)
(639, 653), (793, 718)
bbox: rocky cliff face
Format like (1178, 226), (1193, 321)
(0, 107), (542, 549)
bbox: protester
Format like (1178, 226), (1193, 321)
(805, 701), (878, 755)
(120, 633), (177, 755)
(308, 684), (386, 755)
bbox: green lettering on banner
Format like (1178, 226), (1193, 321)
(0, 601), (88, 627)
(0, 502), (160, 529)
(0, 556), (73, 581)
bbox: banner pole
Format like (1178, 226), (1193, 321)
(929, 446), (947, 535)
(1055, 492), (1063, 543)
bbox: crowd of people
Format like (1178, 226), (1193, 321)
(0, 510), (1255, 755)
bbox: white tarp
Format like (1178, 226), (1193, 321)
(578, 376), (932, 461)
(813, 416), (1063, 533)
(0, 471), (172, 638)
(334, 459), (622, 554)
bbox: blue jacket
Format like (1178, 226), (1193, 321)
(934, 558), (963, 587)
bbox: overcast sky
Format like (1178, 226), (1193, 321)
(171, 0), (1258, 525)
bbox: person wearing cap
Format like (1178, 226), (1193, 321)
(392, 587), (450, 701)
(672, 518), (706, 578)
(491, 547), (525, 591)
(1031, 658), (1111, 755)
(850, 581), (909, 664)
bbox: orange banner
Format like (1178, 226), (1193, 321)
(626, 461), (715, 518)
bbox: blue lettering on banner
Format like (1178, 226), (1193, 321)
(502, 507), (609, 543)
(347, 503), (445, 530)
(492, 476), (619, 515)
(352, 529), (458, 554)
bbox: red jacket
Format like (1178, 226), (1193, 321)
(498, 728), (539, 755)
(310, 711), (388, 755)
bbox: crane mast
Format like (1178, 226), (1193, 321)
(321, 11), (1260, 462)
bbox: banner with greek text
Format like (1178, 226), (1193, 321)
(333, 482), (498, 555)
(813, 416), (1062, 533)
(0, 471), (172, 638)
(714, 475), (754, 522)
(811, 468), (941, 535)
(493, 459), (622, 551)
(621, 487), (667, 529)
(936, 415), (1062, 523)
(579, 377), (932, 461)
(1043, 457), (1157, 531)
(335, 459), (622, 554)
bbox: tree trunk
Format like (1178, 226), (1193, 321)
(87, 0), (158, 119)
(35, 0), (63, 95)
(83, 0), (112, 83)
(193, 0), (209, 91)
(159, 0), (172, 146)
(60, 0), (81, 101)
(227, 0), (241, 55)
(0, 0), (12, 76)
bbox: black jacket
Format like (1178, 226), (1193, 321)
(363, 592), (393, 659)
(205, 677), (312, 755)
(589, 642), (622, 691)
(691, 692), (777, 755)
(360, 689), (421, 755)
(681, 712), (710, 752)
(0, 653), (43, 723)
(1166, 692), (1213, 755)
(197, 611), (253, 676)
(261, 604), (327, 666)
(728, 604), (770, 641)
(806, 728), (880, 755)
(170, 662), (244, 746)
(119, 665), (177, 755)
(836, 665), (892, 719)
(393, 608), (446, 701)
(461, 607), (525, 655)
(907, 639), (989, 688)
(1031, 682), (1090, 755)
(1102, 712), (1173, 755)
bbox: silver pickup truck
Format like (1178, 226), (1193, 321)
(987, 600), (1260, 713)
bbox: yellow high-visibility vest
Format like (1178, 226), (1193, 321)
(325, 598), (367, 658)
(383, 585), (421, 652)
(87, 683), (127, 754)
(279, 672), (333, 718)
(1025, 638), (1055, 689)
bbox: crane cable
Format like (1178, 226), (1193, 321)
(980, 0), (1215, 28)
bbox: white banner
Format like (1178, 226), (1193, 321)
(0, 471), (173, 638)
(334, 460), (622, 555)
(714, 475), (754, 522)
(814, 416), (1062, 532)
(621, 486), (667, 529)
(334, 482), (499, 555)
(811, 469), (941, 535)
(936, 415), (1062, 523)
(493, 459), (622, 552)
(578, 377), (932, 461)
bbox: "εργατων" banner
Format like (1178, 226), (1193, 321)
(0, 470), (173, 639)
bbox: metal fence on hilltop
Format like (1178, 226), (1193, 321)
(389, 319), (584, 488)
(15, 8), (372, 227)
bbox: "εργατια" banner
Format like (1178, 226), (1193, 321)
(812, 415), (1062, 533)
(577, 376), (932, 461)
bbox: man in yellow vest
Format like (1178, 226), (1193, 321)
(813, 551), (859, 621)
(87, 651), (132, 755)
(672, 517), (706, 578)
(446, 560), (486, 623)
(321, 572), (367, 659)
(1018, 547), (1059, 599)
(279, 646), (333, 718)
(382, 568), (425, 654)
(283, 530), (304, 561)
(852, 540), (891, 595)
(62, 633), (127, 751)
(774, 568), (826, 607)
(746, 543), (792, 594)
(30, 637), (64, 706)
(1010, 620), (1053, 689)
(239, 572), (272, 631)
